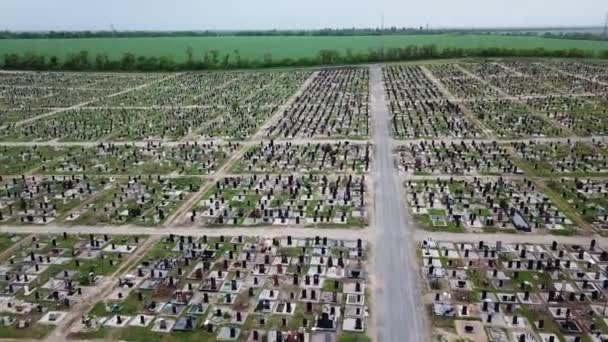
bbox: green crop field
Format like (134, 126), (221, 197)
(1, 34), (606, 62)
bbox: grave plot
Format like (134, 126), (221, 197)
(268, 68), (370, 139)
(390, 100), (482, 139)
(186, 71), (311, 140)
(383, 66), (445, 103)
(0, 233), (143, 340)
(545, 178), (608, 231)
(468, 99), (565, 138)
(425, 64), (470, 79)
(71, 176), (202, 226)
(526, 96), (608, 136)
(89, 72), (240, 107)
(488, 75), (556, 96)
(0, 86), (120, 109)
(195, 71), (305, 107)
(0, 175), (112, 225)
(425, 64), (501, 99)
(0, 87), (60, 110)
(0, 108), (141, 142)
(72, 234), (370, 342)
(0, 72), (157, 89)
(191, 174), (368, 228)
(499, 61), (556, 77)
(549, 61), (608, 85)
(421, 238), (608, 342)
(437, 75), (501, 100)
(43, 142), (235, 175)
(0, 108), (47, 125)
(549, 61), (608, 76)
(233, 141), (371, 174)
(1, 107), (235, 142)
(195, 105), (277, 140)
(511, 141), (608, 177)
(396, 141), (520, 176)
(406, 178), (575, 233)
(459, 62), (514, 79)
(542, 74), (607, 95)
(0, 146), (68, 175)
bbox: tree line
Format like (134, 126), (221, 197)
(0, 28), (462, 39)
(2, 45), (607, 72)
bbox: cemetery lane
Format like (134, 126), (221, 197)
(370, 64), (428, 341)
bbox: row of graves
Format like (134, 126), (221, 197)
(0, 107), (227, 142)
(90, 71), (310, 109)
(396, 140), (521, 176)
(467, 99), (566, 139)
(40, 142), (234, 175)
(70, 234), (370, 342)
(406, 177), (575, 234)
(510, 140), (608, 177)
(0, 145), (67, 175)
(383, 65), (445, 103)
(548, 62), (608, 85)
(0, 142), (234, 176)
(267, 68), (370, 139)
(0, 71), (159, 112)
(389, 99), (481, 139)
(234, 140), (371, 174)
(546, 178), (608, 232)
(0, 71), (312, 142)
(482, 61), (607, 97)
(89, 72), (242, 107)
(525, 96), (608, 137)
(187, 72), (311, 140)
(69, 175), (202, 226)
(459, 62), (513, 79)
(0, 233), (144, 340)
(0, 174), (201, 226)
(426, 64), (502, 99)
(421, 237), (608, 342)
(0, 175), (112, 225)
(191, 174), (367, 228)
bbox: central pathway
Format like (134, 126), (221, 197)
(370, 65), (428, 341)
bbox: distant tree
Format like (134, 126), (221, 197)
(120, 52), (136, 70)
(185, 46), (194, 65)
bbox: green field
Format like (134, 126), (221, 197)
(1, 34), (606, 62)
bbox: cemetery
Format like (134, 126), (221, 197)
(2, 60), (608, 341)
(421, 238), (608, 342)
(233, 141), (371, 174)
(68, 234), (370, 342)
(406, 177), (576, 234)
(0, 233), (145, 340)
(267, 68), (370, 139)
(191, 174), (368, 228)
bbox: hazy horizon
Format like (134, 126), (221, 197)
(2, 0), (606, 32)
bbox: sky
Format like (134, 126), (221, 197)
(1, 0), (605, 31)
